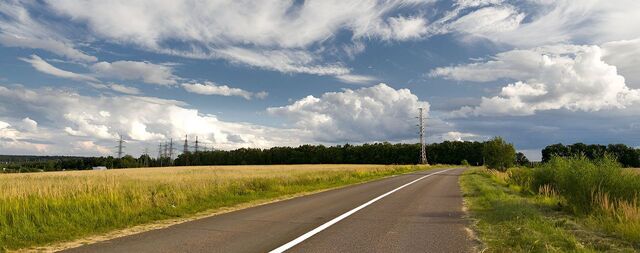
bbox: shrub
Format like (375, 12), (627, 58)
(482, 137), (516, 171)
(507, 167), (533, 191)
(461, 159), (470, 166)
(531, 156), (640, 214)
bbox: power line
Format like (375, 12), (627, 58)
(418, 108), (427, 164)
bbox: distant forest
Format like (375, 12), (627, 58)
(2, 141), (488, 172)
(2, 141), (639, 173)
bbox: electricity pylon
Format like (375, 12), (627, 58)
(418, 108), (427, 164)
(115, 134), (125, 158)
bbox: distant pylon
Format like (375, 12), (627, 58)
(163, 141), (169, 159)
(116, 134), (125, 158)
(168, 138), (175, 164)
(183, 135), (189, 154)
(143, 147), (149, 167)
(418, 108), (428, 164)
(158, 142), (164, 167)
(195, 136), (199, 152)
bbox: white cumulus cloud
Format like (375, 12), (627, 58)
(268, 83), (430, 142)
(602, 39), (640, 88)
(431, 45), (640, 117)
(0, 85), (308, 155)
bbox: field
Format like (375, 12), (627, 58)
(0, 164), (432, 251)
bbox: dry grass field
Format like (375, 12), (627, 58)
(0, 164), (431, 251)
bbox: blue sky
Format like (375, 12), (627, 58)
(1, 0), (640, 160)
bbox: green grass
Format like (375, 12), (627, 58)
(0, 164), (437, 251)
(460, 168), (638, 252)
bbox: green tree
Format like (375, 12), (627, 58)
(483, 137), (516, 171)
(515, 152), (530, 166)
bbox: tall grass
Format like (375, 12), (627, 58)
(500, 156), (640, 245)
(460, 169), (585, 252)
(0, 164), (427, 251)
(530, 156), (640, 215)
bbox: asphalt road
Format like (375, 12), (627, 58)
(63, 168), (475, 253)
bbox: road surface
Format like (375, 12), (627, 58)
(64, 168), (475, 253)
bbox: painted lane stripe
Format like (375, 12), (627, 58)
(269, 168), (454, 253)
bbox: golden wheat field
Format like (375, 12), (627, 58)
(0, 164), (429, 251)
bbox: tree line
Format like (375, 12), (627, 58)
(173, 141), (489, 166)
(2, 141), (501, 172)
(8, 140), (637, 173)
(542, 143), (640, 167)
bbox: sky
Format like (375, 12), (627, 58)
(1, 0), (640, 161)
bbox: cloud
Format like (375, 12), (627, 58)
(447, 6), (524, 38)
(108, 84), (141, 95)
(32, 0), (435, 77)
(182, 82), (266, 100)
(19, 55), (99, 82)
(20, 117), (38, 132)
(90, 61), (178, 86)
(0, 119), (50, 154)
(254, 91), (269, 99)
(424, 0), (640, 47)
(214, 47), (351, 76)
(431, 45), (640, 116)
(335, 74), (377, 84)
(388, 16), (428, 40)
(73, 140), (111, 155)
(0, 120), (18, 139)
(268, 83), (430, 143)
(45, 0), (433, 48)
(19, 55), (260, 101)
(602, 39), (640, 88)
(88, 83), (142, 95)
(0, 85), (308, 156)
(369, 16), (429, 41)
(439, 131), (480, 142)
(19, 55), (179, 89)
(0, 1), (96, 62)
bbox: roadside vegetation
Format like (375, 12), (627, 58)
(0, 164), (434, 251)
(462, 156), (640, 252)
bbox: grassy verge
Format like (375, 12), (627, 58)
(460, 168), (638, 252)
(0, 164), (438, 251)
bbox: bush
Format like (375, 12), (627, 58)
(483, 137), (516, 171)
(507, 167), (533, 191)
(461, 159), (470, 166)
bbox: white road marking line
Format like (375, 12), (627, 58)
(269, 168), (454, 253)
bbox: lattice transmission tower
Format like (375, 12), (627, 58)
(418, 108), (427, 164)
(115, 134), (126, 158)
